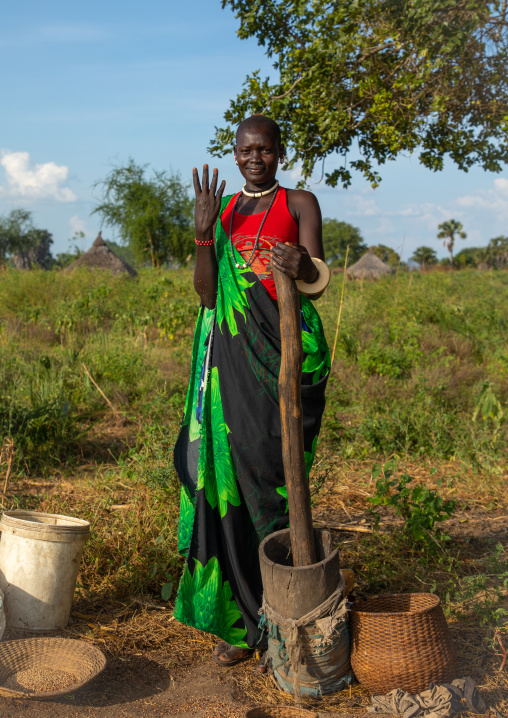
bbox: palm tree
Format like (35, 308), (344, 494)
(411, 246), (437, 269)
(485, 236), (508, 269)
(437, 220), (466, 266)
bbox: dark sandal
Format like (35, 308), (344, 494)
(212, 645), (252, 667)
(212, 641), (231, 657)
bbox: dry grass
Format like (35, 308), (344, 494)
(1, 268), (507, 714)
(311, 456), (507, 508)
(5, 462), (506, 715)
(59, 600), (216, 662)
(225, 623), (508, 717)
(11, 596), (504, 717)
(8, 602), (502, 717)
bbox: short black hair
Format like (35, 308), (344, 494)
(235, 115), (282, 147)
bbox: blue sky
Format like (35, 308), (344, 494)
(1, 0), (507, 261)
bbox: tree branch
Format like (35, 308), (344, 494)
(266, 73), (307, 103)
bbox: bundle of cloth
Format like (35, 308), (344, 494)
(369, 677), (487, 718)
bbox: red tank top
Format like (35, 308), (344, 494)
(220, 187), (299, 300)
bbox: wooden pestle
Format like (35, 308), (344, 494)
(273, 266), (317, 567)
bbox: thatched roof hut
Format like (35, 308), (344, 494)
(64, 232), (137, 277)
(347, 249), (394, 280)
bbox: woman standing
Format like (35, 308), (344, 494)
(173, 115), (330, 666)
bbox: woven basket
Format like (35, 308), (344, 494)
(245, 708), (318, 718)
(350, 593), (456, 694)
(0, 637), (106, 699)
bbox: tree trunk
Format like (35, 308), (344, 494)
(146, 230), (156, 268)
(448, 237), (454, 266)
(273, 267), (317, 567)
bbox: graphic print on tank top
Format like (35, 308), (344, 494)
(220, 187), (299, 300)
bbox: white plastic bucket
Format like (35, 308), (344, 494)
(0, 510), (90, 630)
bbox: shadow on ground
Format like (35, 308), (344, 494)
(61, 655), (171, 707)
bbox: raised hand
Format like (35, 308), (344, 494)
(193, 165), (226, 240)
(271, 243), (319, 283)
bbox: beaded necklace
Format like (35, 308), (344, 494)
(229, 186), (279, 269)
(241, 180), (279, 198)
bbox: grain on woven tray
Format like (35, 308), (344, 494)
(4, 668), (77, 693)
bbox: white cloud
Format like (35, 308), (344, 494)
(69, 215), (87, 236)
(345, 194), (382, 217)
(457, 175), (508, 217)
(39, 23), (112, 44)
(0, 22), (113, 49)
(287, 163), (304, 183)
(0, 150), (77, 202)
(395, 202), (453, 231)
(370, 217), (396, 237)
(494, 177), (508, 194)
(345, 193), (452, 230)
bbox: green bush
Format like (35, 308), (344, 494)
(317, 269), (507, 468)
(368, 461), (457, 549)
(0, 395), (78, 470)
(358, 323), (422, 379)
(0, 267), (506, 474)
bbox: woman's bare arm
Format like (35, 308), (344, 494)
(271, 190), (324, 282)
(192, 165), (225, 309)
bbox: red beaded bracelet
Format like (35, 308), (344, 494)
(194, 237), (215, 246)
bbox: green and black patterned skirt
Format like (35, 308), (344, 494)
(173, 196), (330, 649)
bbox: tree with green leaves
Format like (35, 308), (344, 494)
(0, 208), (35, 270)
(370, 244), (401, 267)
(12, 228), (54, 269)
(411, 246), (438, 269)
(437, 219), (467, 266)
(93, 160), (194, 267)
(322, 219), (367, 267)
(454, 246), (484, 267)
(484, 235), (508, 268)
(212, 0), (508, 188)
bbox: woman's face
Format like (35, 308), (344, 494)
(234, 127), (282, 187)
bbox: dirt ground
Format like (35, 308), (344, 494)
(0, 653), (253, 718)
(1, 478), (507, 718)
(0, 614), (506, 718)
(0, 621), (363, 717)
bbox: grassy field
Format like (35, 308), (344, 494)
(0, 266), (506, 712)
